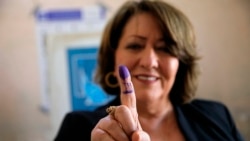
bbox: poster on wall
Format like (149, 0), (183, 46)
(67, 47), (115, 111)
(35, 5), (110, 135)
(35, 5), (108, 112)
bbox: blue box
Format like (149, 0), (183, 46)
(67, 47), (114, 111)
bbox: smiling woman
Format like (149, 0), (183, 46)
(54, 0), (245, 141)
(114, 12), (180, 106)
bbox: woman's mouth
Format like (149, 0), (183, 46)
(135, 75), (159, 81)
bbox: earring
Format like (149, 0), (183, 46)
(105, 72), (119, 88)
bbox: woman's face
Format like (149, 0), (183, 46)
(114, 13), (179, 103)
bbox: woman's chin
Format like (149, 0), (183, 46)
(135, 89), (162, 102)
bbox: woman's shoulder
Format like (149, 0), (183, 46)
(54, 105), (111, 141)
(176, 99), (245, 140)
(178, 98), (235, 129)
(181, 99), (230, 117)
(63, 96), (120, 124)
(64, 109), (107, 123)
(188, 99), (228, 110)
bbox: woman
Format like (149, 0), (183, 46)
(55, 0), (244, 141)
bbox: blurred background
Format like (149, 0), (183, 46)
(0, 0), (249, 141)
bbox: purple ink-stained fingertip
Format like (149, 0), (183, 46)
(119, 65), (130, 80)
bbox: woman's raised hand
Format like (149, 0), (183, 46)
(91, 65), (150, 141)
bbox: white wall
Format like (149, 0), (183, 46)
(0, 0), (249, 141)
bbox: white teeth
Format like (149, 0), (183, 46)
(137, 76), (157, 81)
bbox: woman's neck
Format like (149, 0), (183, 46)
(137, 101), (184, 141)
(137, 99), (173, 132)
(137, 98), (172, 119)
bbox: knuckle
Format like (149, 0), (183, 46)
(91, 128), (105, 140)
(98, 116), (119, 131)
(116, 105), (130, 115)
(106, 120), (118, 130)
(99, 117), (108, 123)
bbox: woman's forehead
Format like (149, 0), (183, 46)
(121, 13), (163, 39)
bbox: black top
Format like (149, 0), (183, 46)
(54, 97), (244, 141)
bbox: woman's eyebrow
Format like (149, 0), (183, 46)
(128, 35), (165, 44)
(129, 35), (147, 40)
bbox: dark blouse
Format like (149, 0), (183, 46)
(54, 97), (244, 141)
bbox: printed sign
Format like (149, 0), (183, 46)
(67, 47), (115, 111)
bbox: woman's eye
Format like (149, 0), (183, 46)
(126, 43), (143, 50)
(156, 47), (170, 53)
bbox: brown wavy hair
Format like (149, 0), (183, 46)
(95, 0), (200, 105)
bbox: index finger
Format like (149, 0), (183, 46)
(118, 65), (142, 130)
(118, 65), (136, 109)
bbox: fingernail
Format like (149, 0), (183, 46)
(119, 65), (130, 80)
(119, 65), (133, 94)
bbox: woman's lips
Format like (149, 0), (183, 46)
(134, 75), (159, 82)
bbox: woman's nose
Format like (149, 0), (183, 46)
(138, 47), (159, 69)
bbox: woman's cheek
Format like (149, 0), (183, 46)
(169, 59), (179, 77)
